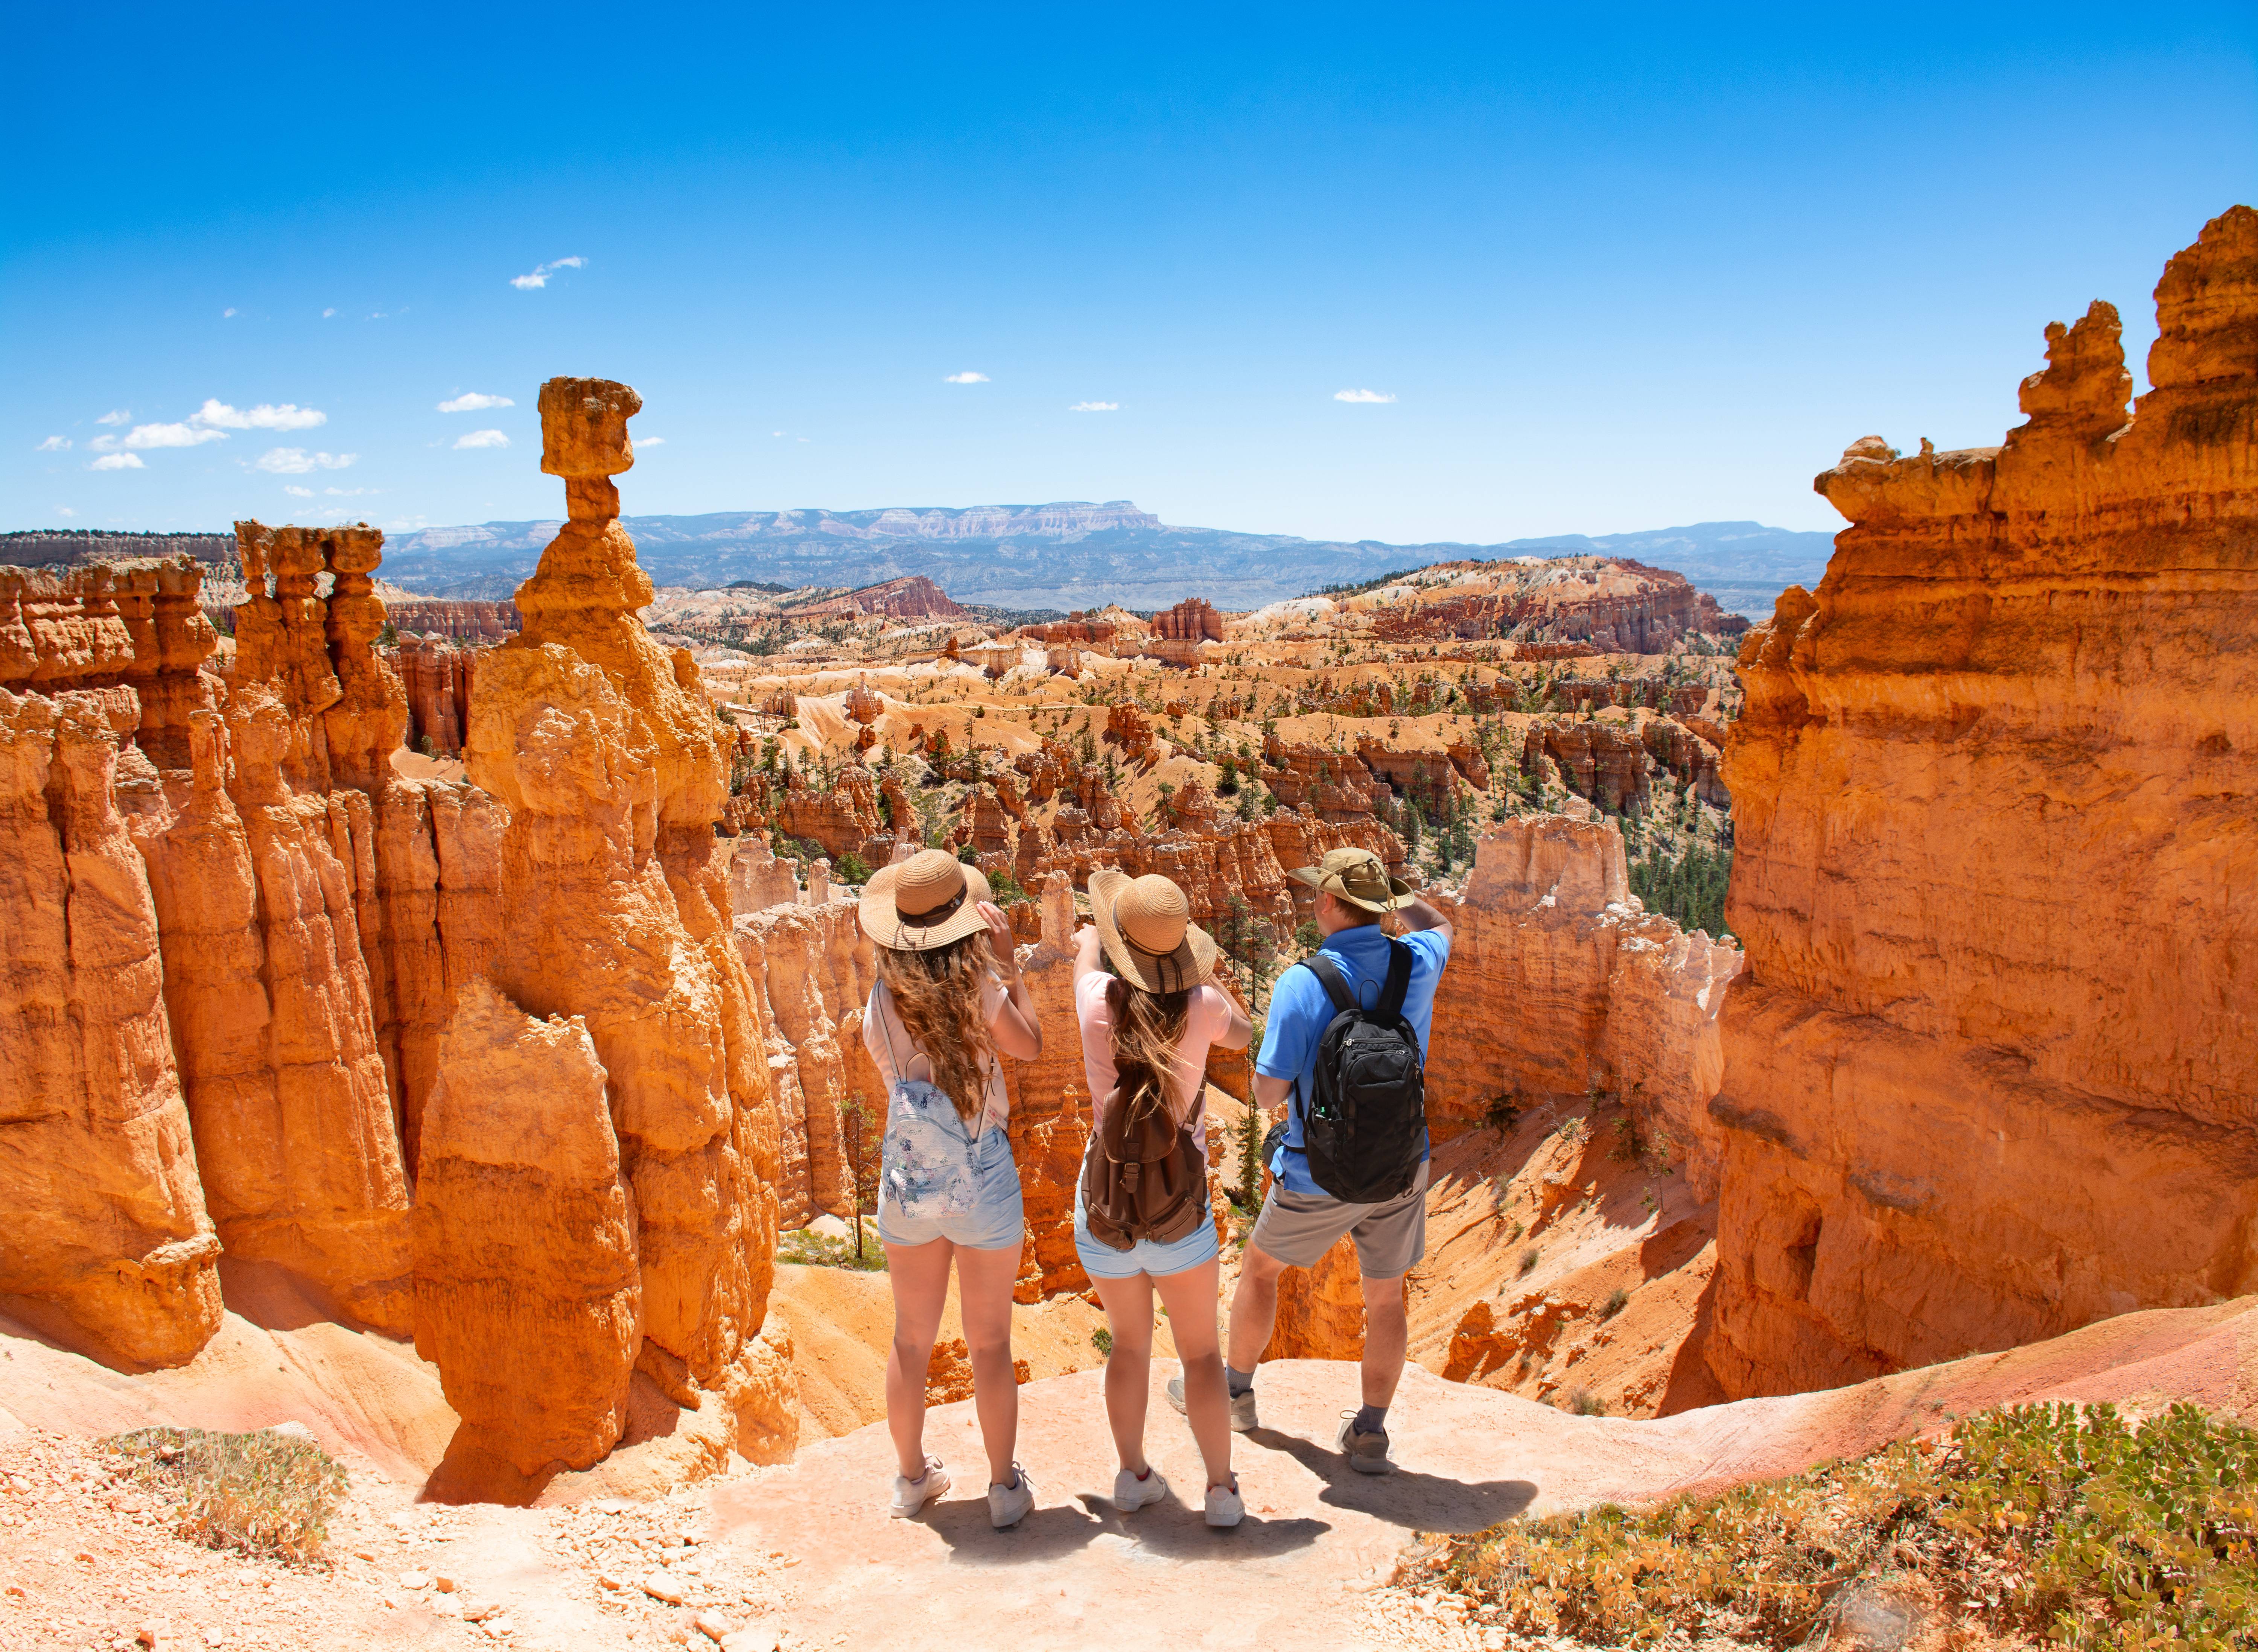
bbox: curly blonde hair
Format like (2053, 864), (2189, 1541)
(876, 933), (997, 1121)
(1106, 975), (1194, 1123)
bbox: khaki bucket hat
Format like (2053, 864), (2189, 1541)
(1286, 846), (1414, 916)
(1088, 869), (1220, 994)
(858, 848), (994, 951)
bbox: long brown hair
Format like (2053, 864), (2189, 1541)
(876, 933), (996, 1121)
(1106, 975), (1194, 1122)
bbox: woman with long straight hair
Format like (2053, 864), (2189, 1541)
(860, 849), (1042, 1528)
(1071, 870), (1254, 1527)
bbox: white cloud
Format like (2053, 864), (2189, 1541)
(639, 435), (665, 446)
(323, 307), (336, 318)
(95, 421), (228, 450)
(1069, 401), (1119, 412)
(90, 453), (145, 470)
(254, 447), (357, 474)
(283, 485), (315, 497)
(222, 307), (238, 318)
(36, 436), (70, 451)
(1333, 388), (1397, 403)
(436, 391), (514, 413)
(55, 506), (75, 517)
(453, 429), (510, 450)
(943, 371), (990, 384)
(96, 409), (130, 425)
(193, 399), (326, 432)
(510, 256), (586, 290)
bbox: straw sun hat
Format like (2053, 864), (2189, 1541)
(858, 848), (995, 951)
(1286, 846), (1414, 916)
(1089, 869), (1219, 995)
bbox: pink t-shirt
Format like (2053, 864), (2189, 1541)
(1074, 973), (1235, 1165)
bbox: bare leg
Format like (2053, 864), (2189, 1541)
(1225, 1242), (1287, 1374)
(954, 1243), (1024, 1486)
(884, 1238), (956, 1479)
(1359, 1272), (1409, 1409)
(1152, 1256), (1231, 1490)
(1090, 1272), (1155, 1476)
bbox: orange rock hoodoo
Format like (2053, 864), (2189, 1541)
(1708, 207), (2258, 1397)
(440, 377), (793, 1472)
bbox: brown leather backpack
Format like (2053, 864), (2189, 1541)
(1079, 1077), (1207, 1251)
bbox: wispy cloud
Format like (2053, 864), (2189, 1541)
(94, 422), (228, 452)
(193, 399), (326, 432)
(254, 448), (357, 474)
(96, 409), (130, 425)
(453, 429), (510, 450)
(638, 435), (666, 446)
(436, 391), (514, 413)
(283, 485), (316, 497)
(323, 308), (337, 318)
(943, 371), (990, 384)
(510, 256), (586, 291)
(36, 436), (70, 452)
(1069, 401), (1119, 412)
(222, 308), (238, 318)
(1333, 388), (1397, 403)
(90, 453), (145, 470)
(56, 507), (76, 517)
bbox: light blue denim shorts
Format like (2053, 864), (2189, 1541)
(876, 1123), (1025, 1251)
(1073, 1190), (1222, 1280)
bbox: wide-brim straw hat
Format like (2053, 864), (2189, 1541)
(1089, 868), (1219, 994)
(858, 848), (994, 950)
(1287, 846), (1414, 916)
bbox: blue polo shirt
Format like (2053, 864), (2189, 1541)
(1258, 923), (1449, 1197)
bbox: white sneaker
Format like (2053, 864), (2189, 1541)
(1204, 1476), (1244, 1528)
(987, 1464), (1035, 1529)
(1166, 1374), (1260, 1432)
(1111, 1466), (1170, 1512)
(890, 1456), (949, 1518)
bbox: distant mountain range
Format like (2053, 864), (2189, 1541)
(375, 503), (1833, 618)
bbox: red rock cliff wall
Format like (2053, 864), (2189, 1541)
(1709, 208), (2258, 1399)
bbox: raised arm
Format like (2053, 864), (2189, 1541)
(981, 901), (1042, 1059)
(1070, 920), (1105, 990)
(1397, 894), (1452, 947)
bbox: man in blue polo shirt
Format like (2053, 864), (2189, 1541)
(1166, 845), (1450, 1475)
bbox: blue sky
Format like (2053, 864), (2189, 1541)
(7, 3), (2254, 545)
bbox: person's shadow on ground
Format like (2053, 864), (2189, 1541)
(922, 1487), (1330, 1564)
(1243, 1428), (1535, 1533)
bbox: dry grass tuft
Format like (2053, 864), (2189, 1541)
(103, 1427), (347, 1564)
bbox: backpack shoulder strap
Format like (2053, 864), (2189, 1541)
(1377, 937), (1413, 1022)
(1299, 952), (1357, 1017)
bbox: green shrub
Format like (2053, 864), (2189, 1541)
(1421, 1401), (2258, 1649)
(1519, 1247), (1541, 1275)
(103, 1427), (347, 1564)
(1600, 1287), (1629, 1320)
(1092, 1326), (1114, 1357)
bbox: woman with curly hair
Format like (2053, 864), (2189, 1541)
(1072, 870), (1253, 1527)
(860, 849), (1042, 1528)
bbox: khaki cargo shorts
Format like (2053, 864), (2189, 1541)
(1248, 1158), (1430, 1279)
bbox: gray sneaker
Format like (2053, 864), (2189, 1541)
(1335, 1412), (1393, 1474)
(1166, 1374), (1258, 1432)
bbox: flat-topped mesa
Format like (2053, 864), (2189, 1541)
(0, 555), (219, 770)
(1711, 205), (2258, 1399)
(231, 521), (408, 793)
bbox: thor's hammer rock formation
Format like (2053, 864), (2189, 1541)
(438, 378), (793, 1473)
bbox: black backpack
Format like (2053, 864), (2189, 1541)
(1280, 940), (1427, 1204)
